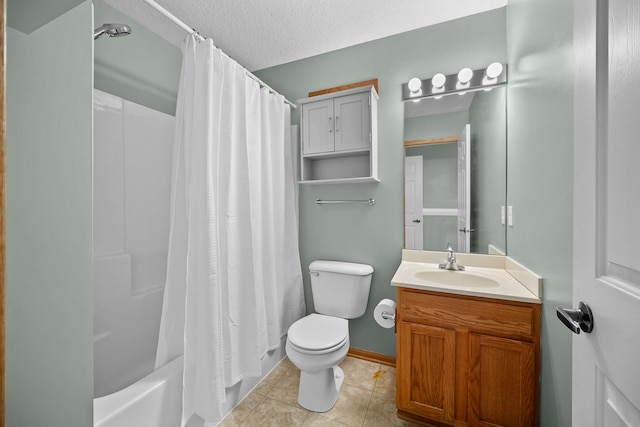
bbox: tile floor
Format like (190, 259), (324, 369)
(219, 356), (421, 427)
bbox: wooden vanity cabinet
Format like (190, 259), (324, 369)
(396, 287), (541, 427)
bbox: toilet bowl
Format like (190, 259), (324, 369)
(286, 314), (350, 412)
(286, 260), (373, 412)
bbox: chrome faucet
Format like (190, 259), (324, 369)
(439, 243), (465, 271)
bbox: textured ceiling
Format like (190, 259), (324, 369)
(103, 0), (506, 71)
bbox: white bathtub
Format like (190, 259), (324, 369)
(93, 338), (289, 427)
(94, 355), (183, 427)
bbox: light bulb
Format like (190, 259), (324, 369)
(408, 78), (422, 93)
(458, 68), (473, 84)
(432, 73), (446, 89)
(486, 62), (504, 80)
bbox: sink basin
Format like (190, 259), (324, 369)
(413, 270), (500, 288)
(391, 251), (542, 303)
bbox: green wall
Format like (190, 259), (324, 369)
(407, 143), (458, 209)
(93, 0), (181, 115)
(405, 143), (458, 250)
(6, 2), (94, 426)
(404, 110), (469, 141)
(469, 88), (507, 254)
(506, 0), (574, 425)
(256, 8), (507, 358)
(7, 0), (84, 34)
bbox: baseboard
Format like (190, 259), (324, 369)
(397, 410), (450, 427)
(347, 347), (395, 367)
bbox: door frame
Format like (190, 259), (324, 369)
(457, 124), (471, 253)
(1, 0), (7, 420)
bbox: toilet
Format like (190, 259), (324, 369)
(286, 260), (373, 412)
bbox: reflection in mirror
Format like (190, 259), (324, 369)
(403, 86), (507, 255)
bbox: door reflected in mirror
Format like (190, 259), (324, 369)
(403, 86), (507, 255)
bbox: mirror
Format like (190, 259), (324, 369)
(403, 86), (507, 255)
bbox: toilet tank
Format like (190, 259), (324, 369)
(309, 260), (373, 319)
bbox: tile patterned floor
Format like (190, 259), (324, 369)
(219, 356), (421, 427)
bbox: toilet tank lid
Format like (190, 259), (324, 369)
(309, 260), (374, 276)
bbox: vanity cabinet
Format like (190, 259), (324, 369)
(299, 85), (378, 184)
(396, 287), (540, 427)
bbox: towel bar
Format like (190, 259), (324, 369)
(315, 198), (375, 206)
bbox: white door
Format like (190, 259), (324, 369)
(405, 156), (423, 250)
(457, 124), (471, 253)
(568, 0), (640, 425)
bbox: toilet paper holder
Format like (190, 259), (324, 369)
(381, 311), (395, 321)
(374, 298), (397, 328)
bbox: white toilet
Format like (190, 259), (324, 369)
(285, 260), (373, 412)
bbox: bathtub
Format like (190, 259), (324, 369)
(94, 337), (289, 427)
(94, 355), (183, 427)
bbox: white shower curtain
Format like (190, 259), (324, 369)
(155, 34), (305, 426)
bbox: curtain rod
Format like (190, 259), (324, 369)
(143, 0), (297, 109)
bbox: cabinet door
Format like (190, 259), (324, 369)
(397, 322), (456, 423)
(334, 92), (370, 152)
(302, 98), (334, 155)
(468, 334), (536, 427)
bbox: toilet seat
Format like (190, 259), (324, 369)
(288, 314), (348, 354)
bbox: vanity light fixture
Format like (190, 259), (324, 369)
(401, 63), (507, 102)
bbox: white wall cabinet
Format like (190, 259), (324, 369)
(299, 85), (378, 184)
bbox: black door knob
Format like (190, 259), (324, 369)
(556, 301), (594, 334)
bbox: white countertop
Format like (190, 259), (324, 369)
(391, 250), (542, 304)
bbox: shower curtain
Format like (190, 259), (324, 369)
(155, 34), (305, 426)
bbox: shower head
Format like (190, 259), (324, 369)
(94, 23), (131, 40)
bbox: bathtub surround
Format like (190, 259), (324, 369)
(155, 34), (305, 426)
(93, 89), (174, 397)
